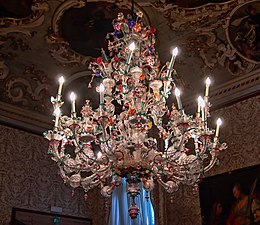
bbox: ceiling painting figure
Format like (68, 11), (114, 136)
(226, 0), (260, 63)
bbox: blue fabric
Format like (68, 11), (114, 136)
(108, 179), (155, 225)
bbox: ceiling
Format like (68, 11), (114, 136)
(0, 0), (259, 134)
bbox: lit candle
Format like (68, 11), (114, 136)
(57, 76), (65, 101)
(215, 118), (222, 137)
(198, 97), (205, 121)
(174, 87), (183, 114)
(197, 96), (203, 118)
(166, 47), (178, 77)
(99, 83), (105, 116)
(165, 139), (169, 151)
(70, 92), (76, 118)
(99, 84), (105, 104)
(205, 77), (211, 98)
(53, 107), (61, 128)
(126, 42), (135, 65)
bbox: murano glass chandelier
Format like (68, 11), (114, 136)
(44, 11), (227, 219)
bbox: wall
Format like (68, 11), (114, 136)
(166, 95), (260, 225)
(0, 95), (259, 225)
(0, 125), (106, 225)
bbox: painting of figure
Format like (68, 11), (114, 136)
(227, 1), (260, 63)
(199, 165), (260, 225)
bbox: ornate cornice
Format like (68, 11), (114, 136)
(183, 69), (260, 111)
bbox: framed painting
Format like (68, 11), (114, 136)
(199, 164), (260, 225)
(11, 208), (92, 225)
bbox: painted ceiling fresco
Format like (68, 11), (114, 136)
(0, 0), (259, 133)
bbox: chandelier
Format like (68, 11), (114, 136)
(44, 11), (227, 219)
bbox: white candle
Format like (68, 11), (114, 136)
(99, 84), (105, 104)
(70, 92), (76, 118)
(57, 76), (65, 101)
(198, 97), (205, 121)
(53, 107), (61, 128)
(126, 42), (135, 65)
(197, 96), (203, 118)
(174, 88), (183, 114)
(99, 83), (105, 116)
(215, 118), (222, 137)
(165, 139), (169, 151)
(166, 47), (178, 77)
(205, 77), (211, 98)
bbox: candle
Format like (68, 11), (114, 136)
(99, 83), (105, 104)
(126, 42), (135, 65)
(166, 47), (178, 77)
(197, 96), (203, 118)
(70, 92), (76, 118)
(57, 76), (65, 101)
(198, 97), (205, 121)
(215, 118), (222, 137)
(174, 87), (183, 114)
(205, 77), (211, 98)
(53, 107), (61, 128)
(165, 139), (169, 151)
(99, 83), (105, 116)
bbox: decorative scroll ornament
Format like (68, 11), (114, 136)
(3, 65), (51, 113)
(44, 12), (227, 219)
(0, 1), (49, 91)
(0, 1), (49, 36)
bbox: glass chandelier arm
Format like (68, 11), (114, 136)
(203, 142), (227, 172)
(101, 184), (117, 197)
(91, 166), (113, 181)
(161, 165), (201, 185)
(81, 174), (102, 191)
(100, 141), (112, 156)
(203, 156), (218, 173)
(157, 178), (179, 193)
(165, 172), (190, 184)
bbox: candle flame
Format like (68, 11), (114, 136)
(205, 77), (211, 86)
(216, 118), (222, 126)
(174, 87), (181, 97)
(70, 92), (76, 101)
(99, 83), (105, 92)
(172, 47), (178, 56)
(129, 42), (136, 51)
(58, 76), (65, 84)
